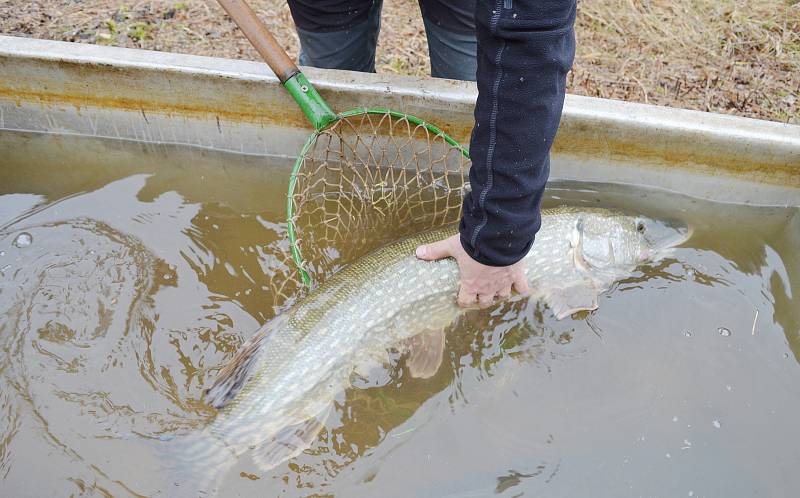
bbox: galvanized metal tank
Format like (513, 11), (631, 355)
(1, 35), (798, 207)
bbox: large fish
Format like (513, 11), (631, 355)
(170, 207), (689, 489)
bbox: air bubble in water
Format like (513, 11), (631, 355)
(718, 327), (731, 337)
(13, 232), (32, 248)
(0, 251), (5, 257)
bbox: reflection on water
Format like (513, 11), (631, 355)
(1, 131), (799, 497)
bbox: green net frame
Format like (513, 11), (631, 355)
(287, 108), (471, 287)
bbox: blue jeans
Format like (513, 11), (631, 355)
(289, 0), (478, 81)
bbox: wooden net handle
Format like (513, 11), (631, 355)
(217, 0), (299, 82)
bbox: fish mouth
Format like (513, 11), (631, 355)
(642, 217), (692, 259)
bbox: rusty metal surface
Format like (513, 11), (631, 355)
(1, 35), (798, 206)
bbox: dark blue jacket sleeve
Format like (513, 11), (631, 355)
(459, 0), (576, 266)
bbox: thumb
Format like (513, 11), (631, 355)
(415, 238), (453, 261)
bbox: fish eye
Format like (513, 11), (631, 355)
(636, 220), (646, 233)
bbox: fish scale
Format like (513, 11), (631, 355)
(178, 206), (688, 482)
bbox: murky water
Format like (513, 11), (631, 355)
(1, 131), (799, 497)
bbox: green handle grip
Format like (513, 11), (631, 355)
(283, 73), (338, 131)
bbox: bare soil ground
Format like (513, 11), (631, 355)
(1, 0), (798, 123)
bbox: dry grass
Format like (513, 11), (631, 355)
(1, 0), (797, 123)
(573, 0), (799, 123)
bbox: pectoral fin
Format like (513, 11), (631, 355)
(398, 327), (446, 379)
(352, 350), (388, 379)
(544, 285), (600, 320)
(250, 406), (331, 472)
(390, 297), (457, 379)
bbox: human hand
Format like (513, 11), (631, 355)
(415, 234), (530, 308)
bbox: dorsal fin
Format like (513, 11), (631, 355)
(204, 315), (287, 409)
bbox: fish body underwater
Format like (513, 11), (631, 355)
(167, 207), (689, 492)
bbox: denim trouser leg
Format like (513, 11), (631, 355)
(422, 17), (478, 81)
(296, 0), (383, 73)
(290, 0), (477, 81)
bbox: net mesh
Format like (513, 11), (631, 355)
(288, 110), (471, 287)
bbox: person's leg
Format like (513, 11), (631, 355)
(287, 0), (383, 72)
(419, 0), (478, 81)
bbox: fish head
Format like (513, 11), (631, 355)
(637, 215), (692, 261)
(575, 211), (691, 271)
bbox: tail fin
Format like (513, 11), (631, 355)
(153, 431), (238, 497)
(154, 413), (330, 494)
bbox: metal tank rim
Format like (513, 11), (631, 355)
(1, 34), (798, 207)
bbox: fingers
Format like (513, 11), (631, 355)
(512, 272), (530, 295)
(477, 293), (495, 309)
(415, 238), (453, 261)
(458, 288), (495, 309)
(457, 285), (477, 308)
(496, 286), (512, 300)
(457, 277), (518, 309)
(450, 244), (528, 309)
(477, 284), (513, 309)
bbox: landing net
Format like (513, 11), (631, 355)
(287, 109), (471, 287)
